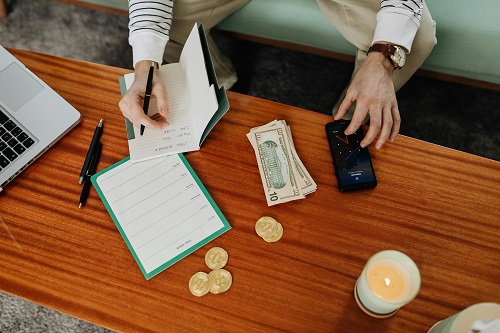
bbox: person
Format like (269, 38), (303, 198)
(317, 0), (436, 149)
(119, 0), (249, 131)
(119, 0), (436, 150)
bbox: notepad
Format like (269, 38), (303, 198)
(119, 23), (229, 163)
(91, 153), (231, 280)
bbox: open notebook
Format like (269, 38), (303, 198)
(91, 153), (231, 280)
(120, 23), (229, 163)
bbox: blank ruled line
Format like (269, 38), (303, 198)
(98, 161), (135, 183)
(118, 176), (190, 217)
(131, 194), (202, 239)
(105, 157), (172, 193)
(144, 219), (212, 262)
(136, 204), (207, 249)
(109, 163), (181, 204)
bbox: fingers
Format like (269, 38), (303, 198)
(344, 98), (368, 137)
(361, 106), (401, 149)
(334, 95), (353, 120)
(360, 115), (381, 148)
(151, 113), (169, 126)
(373, 107), (392, 149)
(152, 81), (169, 118)
(118, 77), (170, 130)
(118, 92), (162, 129)
(389, 108), (401, 142)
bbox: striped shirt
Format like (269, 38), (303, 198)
(128, 0), (174, 67)
(127, 0), (424, 66)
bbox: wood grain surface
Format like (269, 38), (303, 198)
(1, 48), (499, 333)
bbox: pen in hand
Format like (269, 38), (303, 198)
(79, 119), (103, 184)
(140, 61), (156, 136)
(79, 141), (102, 208)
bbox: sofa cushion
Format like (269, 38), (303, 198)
(217, 0), (500, 85)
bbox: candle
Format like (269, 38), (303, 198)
(355, 250), (421, 318)
(427, 302), (500, 333)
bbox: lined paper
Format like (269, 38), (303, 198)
(92, 154), (231, 279)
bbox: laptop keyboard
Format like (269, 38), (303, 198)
(0, 109), (36, 173)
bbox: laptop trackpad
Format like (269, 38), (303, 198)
(0, 62), (44, 112)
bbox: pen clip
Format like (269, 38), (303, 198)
(86, 155), (96, 177)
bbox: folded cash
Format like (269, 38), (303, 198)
(247, 120), (317, 206)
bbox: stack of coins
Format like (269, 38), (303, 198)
(189, 247), (232, 297)
(255, 216), (284, 243)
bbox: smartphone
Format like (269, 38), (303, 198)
(325, 120), (377, 192)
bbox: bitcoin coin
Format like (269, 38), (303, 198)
(255, 216), (278, 238)
(205, 247), (228, 270)
(208, 268), (232, 294)
(188, 272), (210, 297)
(263, 222), (283, 243)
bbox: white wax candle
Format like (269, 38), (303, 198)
(356, 250), (421, 316)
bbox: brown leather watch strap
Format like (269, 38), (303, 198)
(368, 43), (396, 57)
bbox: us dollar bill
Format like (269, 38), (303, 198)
(248, 120), (317, 196)
(247, 121), (305, 206)
(282, 122), (317, 195)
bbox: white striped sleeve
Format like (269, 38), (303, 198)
(128, 0), (174, 67)
(372, 0), (424, 52)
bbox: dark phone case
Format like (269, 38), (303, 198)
(325, 121), (377, 191)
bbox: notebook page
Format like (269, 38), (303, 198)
(180, 24), (218, 145)
(124, 64), (200, 162)
(92, 154), (230, 279)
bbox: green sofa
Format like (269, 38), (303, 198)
(76, 0), (500, 86)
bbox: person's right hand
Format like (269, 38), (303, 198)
(334, 51), (401, 150)
(118, 60), (169, 130)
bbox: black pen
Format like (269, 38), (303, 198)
(79, 141), (102, 208)
(140, 61), (156, 136)
(79, 119), (103, 184)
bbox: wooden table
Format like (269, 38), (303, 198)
(1, 49), (499, 333)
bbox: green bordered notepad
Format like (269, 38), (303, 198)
(91, 153), (231, 280)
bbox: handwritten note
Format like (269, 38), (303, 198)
(91, 154), (231, 279)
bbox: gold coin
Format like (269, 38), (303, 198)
(208, 268), (232, 294)
(255, 216), (278, 238)
(188, 271), (210, 297)
(263, 222), (284, 243)
(205, 246), (229, 270)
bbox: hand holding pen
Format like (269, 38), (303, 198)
(118, 60), (169, 132)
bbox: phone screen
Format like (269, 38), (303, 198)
(325, 121), (377, 191)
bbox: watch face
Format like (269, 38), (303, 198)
(391, 47), (406, 68)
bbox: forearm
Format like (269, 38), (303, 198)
(128, 0), (174, 67)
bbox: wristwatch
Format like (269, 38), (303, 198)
(368, 43), (406, 69)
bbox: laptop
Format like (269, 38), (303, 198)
(0, 46), (81, 191)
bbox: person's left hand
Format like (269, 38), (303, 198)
(334, 52), (401, 149)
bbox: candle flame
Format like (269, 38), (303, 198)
(384, 278), (391, 286)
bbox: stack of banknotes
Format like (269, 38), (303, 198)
(247, 120), (317, 206)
